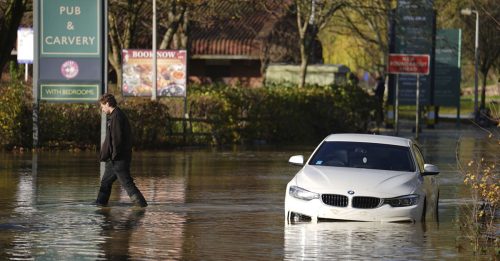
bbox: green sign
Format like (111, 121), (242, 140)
(41, 0), (100, 57)
(37, 0), (104, 103)
(40, 84), (99, 101)
(434, 29), (461, 106)
(390, 0), (435, 105)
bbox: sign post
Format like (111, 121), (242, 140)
(395, 74), (399, 135)
(416, 74), (420, 139)
(388, 54), (430, 138)
(34, 0), (106, 148)
(391, 1), (434, 106)
(37, 0), (105, 102)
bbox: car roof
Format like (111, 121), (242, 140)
(323, 133), (412, 147)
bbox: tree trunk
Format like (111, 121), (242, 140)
(107, 2), (139, 90)
(158, 2), (187, 49)
(296, 1), (308, 88)
(108, 13), (123, 89)
(299, 42), (308, 88)
(0, 0), (26, 75)
(480, 71), (487, 109)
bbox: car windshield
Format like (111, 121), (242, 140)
(308, 141), (415, 172)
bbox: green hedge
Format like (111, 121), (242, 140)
(0, 63), (32, 149)
(0, 65), (376, 149)
(187, 84), (375, 145)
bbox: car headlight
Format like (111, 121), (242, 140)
(289, 186), (320, 201)
(383, 194), (420, 207)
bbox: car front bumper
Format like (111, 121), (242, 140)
(285, 194), (424, 223)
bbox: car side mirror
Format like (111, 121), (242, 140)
(422, 164), (439, 176)
(289, 155), (304, 166)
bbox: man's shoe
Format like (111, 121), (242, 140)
(130, 193), (148, 208)
(95, 200), (108, 207)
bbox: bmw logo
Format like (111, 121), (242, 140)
(348, 190), (355, 195)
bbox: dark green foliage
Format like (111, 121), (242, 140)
(187, 83), (375, 145)
(122, 99), (171, 149)
(0, 79), (375, 149)
(38, 103), (101, 149)
(0, 63), (31, 149)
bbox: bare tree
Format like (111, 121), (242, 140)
(332, 0), (392, 77)
(108, 0), (193, 87)
(157, 0), (189, 49)
(108, 0), (148, 87)
(295, 0), (344, 88)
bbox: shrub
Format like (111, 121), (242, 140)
(1, 80), (376, 149)
(38, 103), (101, 149)
(122, 99), (172, 148)
(187, 83), (375, 145)
(0, 63), (32, 149)
(456, 107), (499, 257)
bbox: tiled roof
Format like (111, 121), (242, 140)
(190, 1), (287, 58)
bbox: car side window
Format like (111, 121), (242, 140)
(412, 145), (425, 173)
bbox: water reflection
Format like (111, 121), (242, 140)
(98, 207), (183, 260)
(284, 221), (444, 260)
(97, 208), (146, 259)
(0, 130), (492, 260)
(2, 151), (190, 260)
(6, 205), (105, 260)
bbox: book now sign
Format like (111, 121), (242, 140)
(388, 54), (430, 75)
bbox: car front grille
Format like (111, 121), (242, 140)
(321, 194), (382, 209)
(352, 196), (381, 209)
(321, 194), (348, 207)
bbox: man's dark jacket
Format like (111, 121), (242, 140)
(100, 107), (132, 162)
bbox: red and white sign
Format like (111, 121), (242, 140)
(122, 49), (187, 97)
(60, 60), (79, 79)
(388, 54), (430, 75)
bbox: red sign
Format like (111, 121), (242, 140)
(388, 54), (430, 75)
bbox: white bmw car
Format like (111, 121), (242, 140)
(285, 134), (440, 223)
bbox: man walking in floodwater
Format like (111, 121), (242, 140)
(96, 93), (148, 207)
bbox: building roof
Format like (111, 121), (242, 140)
(189, 1), (289, 59)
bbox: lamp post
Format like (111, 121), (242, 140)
(152, 0), (157, 101)
(460, 8), (479, 120)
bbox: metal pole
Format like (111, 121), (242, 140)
(183, 96), (187, 145)
(104, 0), (108, 94)
(152, 0), (157, 101)
(415, 74), (420, 139)
(25, 63), (28, 82)
(395, 74), (400, 136)
(31, 152), (38, 204)
(32, 0), (39, 149)
(100, 0), (109, 179)
(473, 11), (479, 119)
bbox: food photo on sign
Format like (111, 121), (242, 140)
(122, 49), (187, 97)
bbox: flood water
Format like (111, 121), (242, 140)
(0, 127), (494, 260)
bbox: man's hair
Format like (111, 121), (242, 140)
(99, 93), (117, 107)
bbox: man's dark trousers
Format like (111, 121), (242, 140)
(96, 160), (147, 207)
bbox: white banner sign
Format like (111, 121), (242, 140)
(17, 27), (34, 64)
